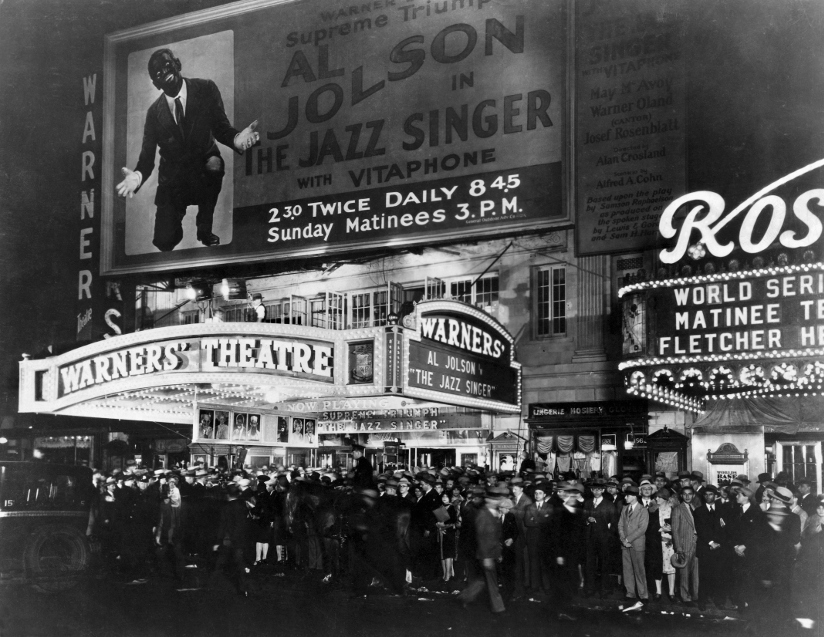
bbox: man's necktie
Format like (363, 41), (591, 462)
(175, 97), (185, 137)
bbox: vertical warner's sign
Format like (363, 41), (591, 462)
(79, 73), (126, 342)
(575, 0), (686, 256)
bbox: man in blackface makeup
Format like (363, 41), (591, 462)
(116, 48), (259, 251)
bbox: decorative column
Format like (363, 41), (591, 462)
(572, 255), (609, 362)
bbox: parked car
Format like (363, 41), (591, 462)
(0, 461), (96, 593)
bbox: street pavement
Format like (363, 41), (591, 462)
(0, 563), (787, 637)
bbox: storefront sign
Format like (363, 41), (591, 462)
(102, 0), (566, 275)
(406, 302), (520, 411)
(155, 439), (188, 453)
(575, 0), (686, 256)
(529, 399), (648, 421)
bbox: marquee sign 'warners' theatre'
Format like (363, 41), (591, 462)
(618, 159), (824, 413)
(101, 0), (567, 275)
(19, 305), (522, 425)
(404, 300), (521, 413)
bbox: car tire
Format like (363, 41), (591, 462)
(24, 523), (90, 593)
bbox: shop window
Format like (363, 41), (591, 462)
(448, 274), (499, 309)
(461, 453), (478, 467)
(535, 265), (566, 337)
(783, 444), (818, 484)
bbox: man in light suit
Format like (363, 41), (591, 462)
(671, 484), (699, 605)
(618, 484), (649, 608)
(117, 48), (259, 251)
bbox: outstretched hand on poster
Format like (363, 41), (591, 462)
(234, 120), (259, 151)
(116, 167), (140, 198)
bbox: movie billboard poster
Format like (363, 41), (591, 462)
(247, 414), (261, 440)
(232, 413), (247, 440)
(101, 0), (568, 275)
(622, 293), (646, 356)
(349, 342), (374, 384)
(304, 419), (316, 444)
(215, 411), (230, 439)
(575, 0), (686, 256)
(292, 417), (305, 443)
(198, 409), (215, 439)
(277, 416), (289, 443)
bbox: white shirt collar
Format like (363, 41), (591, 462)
(164, 80), (188, 121)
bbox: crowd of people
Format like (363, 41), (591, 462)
(87, 448), (824, 627)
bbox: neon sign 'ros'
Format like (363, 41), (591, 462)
(659, 158), (824, 264)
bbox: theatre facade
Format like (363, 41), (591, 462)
(618, 175), (824, 493)
(19, 298), (521, 470)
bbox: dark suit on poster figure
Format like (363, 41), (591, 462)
(116, 49), (259, 251)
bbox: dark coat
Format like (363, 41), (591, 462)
(550, 504), (586, 563)
(584, 496), (617, 541)
(727, 503), (767, 567)
(216, 498), (251, 548)
(134, 77), (240, 205)
(694, 502), (728, 559)
(475, 505), (503, 560)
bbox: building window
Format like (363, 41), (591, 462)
(182, 310), (199, 324)
(348, 284), (401, 328)
(536, 266), (566, 336)
(350, 292), (372, 328)
(449, 274), (499, 309)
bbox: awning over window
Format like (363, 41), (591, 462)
(693, 396), (824, 435)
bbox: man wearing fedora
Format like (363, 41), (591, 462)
(671, 484), (699, 605)
(727, 486), (766, 612)
(618, 484), (649, 609)
(694, 484), (733, 610)
(584, 478), (618, 598)
(509, 476), (535, 600)
(549, 482), (586, 621)
(455, 485), (507, 614)
(797, 478), (818, 516)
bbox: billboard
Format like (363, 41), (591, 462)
(102, 0), (568, 274)
(574, 0), (686, 256)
